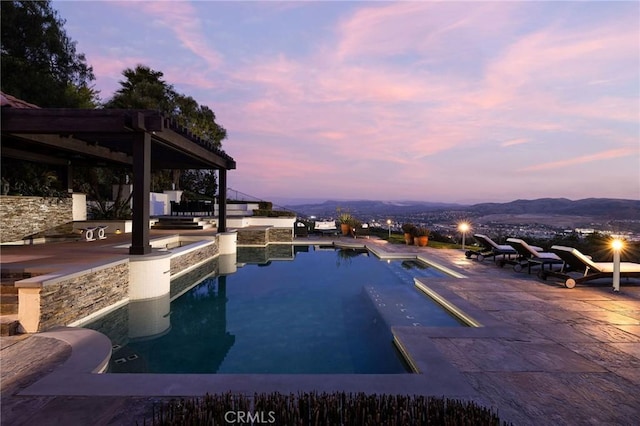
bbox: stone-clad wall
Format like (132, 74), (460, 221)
(170, 241), (219, 276)
(0, 196), (73, 243)
(237, 227), (292, 246)
(36, 261), (129, 332)
(237, 228), (268, 246)
(269, 228), (293, 243)
(170, 258), (219, 299)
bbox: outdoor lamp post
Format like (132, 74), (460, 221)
(459, 222), (470, 251)
(612, 238), (623, 292)
(387, 219), (391, 239)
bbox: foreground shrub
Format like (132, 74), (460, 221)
(142, 391), (510, 425)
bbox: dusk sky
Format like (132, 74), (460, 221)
(52, 0), (639, 204)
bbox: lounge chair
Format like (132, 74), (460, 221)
(466, 234), (542, 263)
(504, 238), (564, 273)
(466, 234), (518, 262)
(544, 245), (640, 288)
(294, 221), (308, 237)
(357, 223), (371, 239)
(314, 221), (338, 236)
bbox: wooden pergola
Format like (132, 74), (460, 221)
(1, 107), (236, 255)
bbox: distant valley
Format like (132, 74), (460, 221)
(286, 198), (640, 221)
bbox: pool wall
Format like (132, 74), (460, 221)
(15, 234), (229, 333)
(235, 226), (293, 246)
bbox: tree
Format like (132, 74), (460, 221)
(74, 166), (133, 220)
(0, 0), (99, 107)
(106, 65), (227, 148)
(104, 65), (173, 111)
(106, 65), (227, 195)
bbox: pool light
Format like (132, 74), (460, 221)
(611, 238), (623, 292)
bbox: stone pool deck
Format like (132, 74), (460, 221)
(1, 234), (639, 425)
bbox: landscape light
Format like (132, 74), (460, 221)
(611, 239), (624, 251)
(611, 238), (623, 292)
(387, 219), (392, 239)
(458, 222), (470, 251)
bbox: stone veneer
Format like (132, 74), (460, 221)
(236, 227), (293, 246)
(24, 260), (129, 332)
(269, 227), (293, 243)
(0, 195), (73, 243)
(169, 241), (219, 276)
(170, 257), (219, 299)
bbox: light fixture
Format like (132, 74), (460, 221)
(387, 219), (392, 239)
(458, 222), (470, 251)
(611, 238), (623, 292)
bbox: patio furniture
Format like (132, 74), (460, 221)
(314, 221), (338, 236)
(294, 221), (309, 237)
(504, 238), (564, 273)
(170, 200), (213, 216)
(467, 234), (543, 263)
(97, 225), (108, 240)
(466, 234), (518, 262)
(358, 223), (371, 239)
(82, 227), (98, 241)
(543, 245), (640, 288)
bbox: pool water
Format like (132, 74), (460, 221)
(87, 246), (463, 374)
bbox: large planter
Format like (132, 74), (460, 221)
(415, 236), (429, 247)
(340, 223), (351, 236)
(404, 233), (414, 245)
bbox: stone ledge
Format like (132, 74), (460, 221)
(14, 257), (129, 288)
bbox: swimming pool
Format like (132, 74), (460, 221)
(87, 245), (464, 374)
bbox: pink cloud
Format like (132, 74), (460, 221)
(124, 1), (223, 70)
(501, 138), (530, 147)
(523, 148), (638, 172)
(333, 2), (519, 61)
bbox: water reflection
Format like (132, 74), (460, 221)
(128, 293), (171, 341)
(100, 275), (235, 373)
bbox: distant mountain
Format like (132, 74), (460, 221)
(286, 197), (640, 220)
(285, 199), (463, 218)
(467, 198), (640, 220)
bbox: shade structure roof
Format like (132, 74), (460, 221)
(1, 92), (236, 254)
(1, 107), (236, 171)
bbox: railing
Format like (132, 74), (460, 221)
(226, 188), (306, 218)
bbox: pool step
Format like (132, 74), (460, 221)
(0, 316), (20, 336)
(364, 285), (460, 328)
(0, 279), (20, 335)
(151, 216), (214, 230)
(0, 275), (20, 316)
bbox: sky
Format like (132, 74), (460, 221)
(52, 0), (640, 204)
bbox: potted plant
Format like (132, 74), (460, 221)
(412, 227), (429, 247)
(338, 213), (353, 236)
(401, 223), (417, 245)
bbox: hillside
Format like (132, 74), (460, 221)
(287, 198), (640, 220)
(467, 198), (640, 220)
(285, 199), (463, 218)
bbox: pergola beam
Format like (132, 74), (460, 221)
(1, 146), (69, 166)
(1, 108), (164, 134)
(9, 133), (133, 164)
